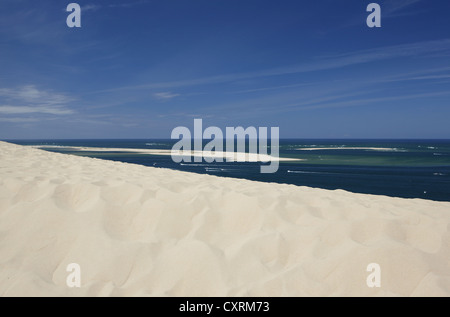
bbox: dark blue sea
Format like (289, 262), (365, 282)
(9, 139), (450, 202)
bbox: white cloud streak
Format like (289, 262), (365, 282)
(153, 92), (180, 100)
(0, 117), (40, 123)
(0, 85), (74, 116)
(0, 105), (73, 115)
(294, 91), (450, 111)
(0, 86), (73, 105)
(102, 38), (450, 92)
(81, 4), (102, 12)
(108, 1), (151, 8)
(384, 0), (422, 17)
(82, 1), (150, 11)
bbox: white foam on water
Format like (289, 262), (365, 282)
(296, 147), (406, 152)
(288, 170), (324, 175)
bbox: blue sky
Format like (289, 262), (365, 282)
(0, 0), (449, 139)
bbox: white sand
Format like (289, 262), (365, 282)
(31, 145), (301, 162)
(1, 141), (450, 297)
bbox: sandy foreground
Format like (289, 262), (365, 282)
(0, 141), (450, 297)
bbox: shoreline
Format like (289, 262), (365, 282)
(1, 141), (450, 296)
(28, 145), (302, 162)
(28, 143), (450, 203)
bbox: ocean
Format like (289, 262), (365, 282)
(10, 139), (450, 202)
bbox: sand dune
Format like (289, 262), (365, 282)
(1, 141), (450, 297)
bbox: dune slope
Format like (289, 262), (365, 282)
(0, 141), (449, 297)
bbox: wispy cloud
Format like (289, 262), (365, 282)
(103, 38), (450, 92)
(408, 74), (450, 81)
(0, 86), (74, 116)
(82, 1), (150, 11)
(0, 105), (73, 115)
(108, 1), (151, 8)
(384, 0), (422, 17)
(294, 91), (450, 111)
(208, 89), (450, 120)
(229, 82), (314, 94)
(0, 86), (73, 105)
(153, 92), (180, 100)
(378, 66), (450, 83)
(0, 117), (40, 123)
(81, 4), (102, 12)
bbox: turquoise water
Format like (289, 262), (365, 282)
(10, 139), (450, 202)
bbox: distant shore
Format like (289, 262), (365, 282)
(29, 145), (302, 162)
